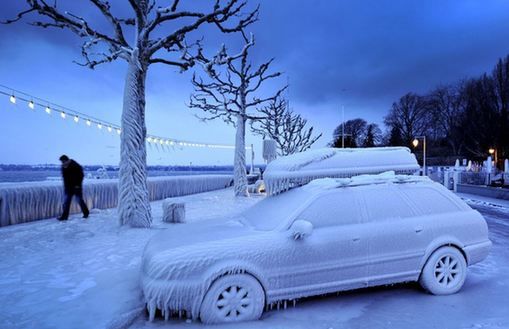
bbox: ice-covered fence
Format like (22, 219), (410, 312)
(458, 172), (489, 186)
(0, 175), (233, 227)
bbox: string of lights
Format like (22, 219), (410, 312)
(0, 84), (248, 150)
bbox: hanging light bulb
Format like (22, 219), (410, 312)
(86, 120), (91, 126)
(73, 115), (79, 123)
(147, 137), (153, 143)
(116, 128), (121, 135)
(45, 106), (51, 114)
(97, 123), (102, 129)
(9, 95), (16, 104)
(159, 139), (164, 145)
(28, 100), (35, 109)
(60, 111), (66, 119)
(107, 126), (112, 133)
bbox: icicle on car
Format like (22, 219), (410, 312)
(141, 171), (491, 324)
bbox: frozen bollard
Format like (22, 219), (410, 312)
(248, 180), (265, 194)
(162, 199), (186, 223)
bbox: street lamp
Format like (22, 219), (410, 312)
(412, 136), (427, 176)
(488, 148), (498, 168)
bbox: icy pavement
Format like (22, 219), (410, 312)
(1, 189), (508, 329)
(0, 188), (261, 329)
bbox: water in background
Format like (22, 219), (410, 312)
(0, 170), (233, 183)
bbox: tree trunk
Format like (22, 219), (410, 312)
(118, 53), (152, 227)
(233, 113), (249, 197)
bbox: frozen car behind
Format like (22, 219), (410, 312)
(141, 172), (491, 324)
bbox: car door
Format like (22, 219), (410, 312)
(266, 189), (369, 300)
(356, 185), (426, 286)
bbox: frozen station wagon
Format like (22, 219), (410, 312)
(141, 171), (491, 324)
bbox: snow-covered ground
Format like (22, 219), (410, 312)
(1, 188), (508, 329)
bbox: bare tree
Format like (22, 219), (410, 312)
(3, 0), (257, 227)
(251, 97), (321, 156)
(330, 118), (368, 148)
(384, 93), (431, 146)
(460, 75), (500, 158)
(428, 84), (466, 155)
(362, 123), (382, 147)
(189, 33), (286, 196)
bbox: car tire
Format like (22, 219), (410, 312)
(419, 246), (467, 295)
(200, 274), (265, 324)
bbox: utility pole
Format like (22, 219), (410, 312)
(341, 105), (345, 148)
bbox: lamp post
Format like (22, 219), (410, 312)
(488, 148), (497, 168)
(412, 136), (427, 176)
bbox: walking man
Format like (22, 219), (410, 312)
(58, 155), (89, 221)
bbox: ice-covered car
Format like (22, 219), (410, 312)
(141, 172), (491, 324)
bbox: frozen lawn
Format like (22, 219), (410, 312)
(0, 188), (508, 329)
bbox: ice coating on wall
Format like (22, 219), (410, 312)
(264, 147), (420, 195)
(0, 175), (233, 226)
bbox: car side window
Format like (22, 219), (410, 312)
(297, 191), (361, 228)
(360, 186), (415, 221)
(402, 186), (461, 215)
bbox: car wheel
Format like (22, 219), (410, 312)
(419, 246), (467, 295)
(200, 274), (265, 324)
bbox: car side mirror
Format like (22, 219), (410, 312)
(290, 220), (313, 240)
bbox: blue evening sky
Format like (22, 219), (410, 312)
(1, 0), (509, 165)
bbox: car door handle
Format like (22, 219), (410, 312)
(352, 237), (360, 242)
(415, 227), (423, 233)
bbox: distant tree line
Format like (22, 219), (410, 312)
(330, 119), (382, 148)
(331, 55), (509, 165)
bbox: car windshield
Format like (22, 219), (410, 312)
(241, 187), (313, 231)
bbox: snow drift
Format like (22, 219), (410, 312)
(263, 147), (420, 195)
(0, 175), (233, 227)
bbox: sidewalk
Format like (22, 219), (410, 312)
(456, 192), (509, 209)
(0, 188), (262, 329)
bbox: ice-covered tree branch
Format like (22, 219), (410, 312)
(3, 0), (260, 225)
(146, 1), (258, 57)
(2, 0), (134, 69)
(189, 33), (285, 196)
(251, 97), (322, 156)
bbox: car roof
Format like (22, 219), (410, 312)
(302, 171), (432, 194)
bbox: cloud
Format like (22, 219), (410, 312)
(1, 0), (509, 164)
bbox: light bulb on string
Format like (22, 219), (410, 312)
(2, 86), (240, 150)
